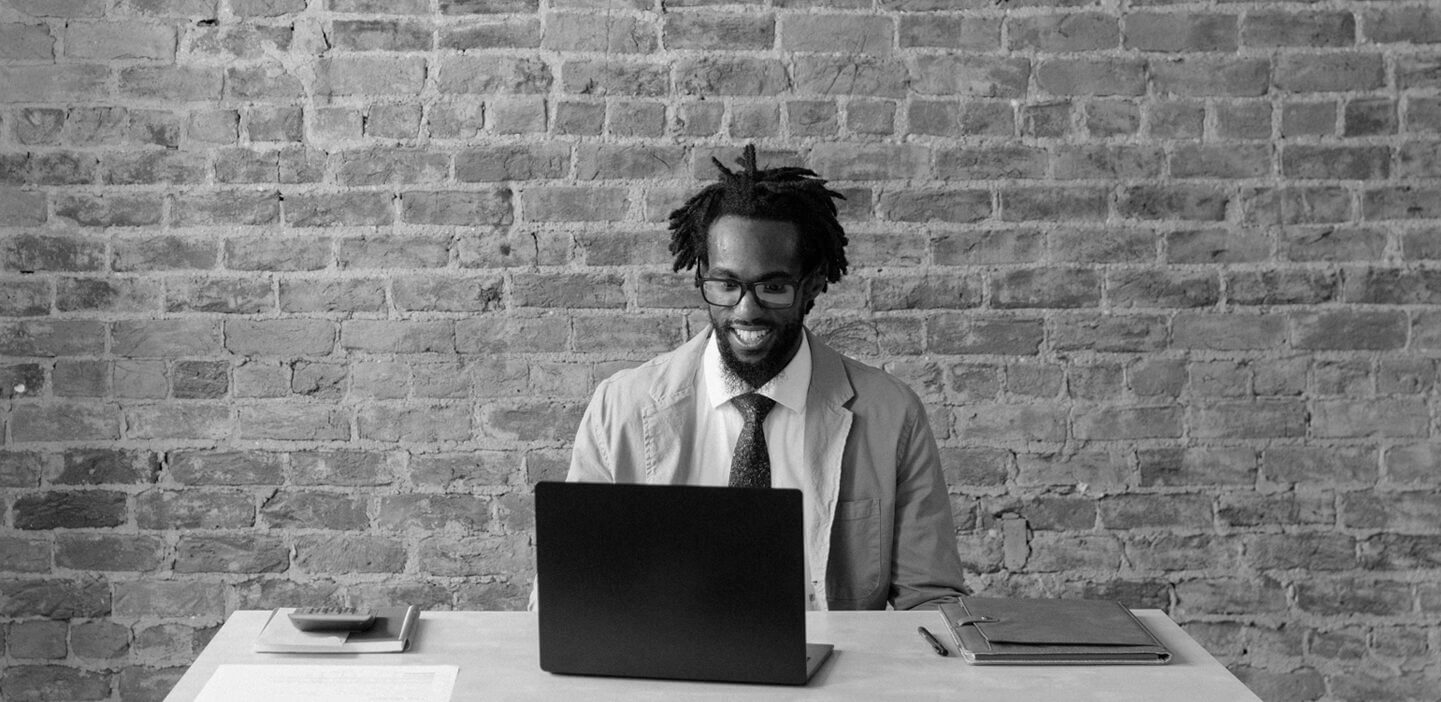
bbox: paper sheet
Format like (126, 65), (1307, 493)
(194, 664), (458, 702)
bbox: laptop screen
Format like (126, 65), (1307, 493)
(534, 481), (817, 684)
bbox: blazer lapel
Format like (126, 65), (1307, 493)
(641, 331), (708, 483)
(802, 330), (855, 610)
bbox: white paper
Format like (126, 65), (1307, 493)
(194, 664), (458, 702)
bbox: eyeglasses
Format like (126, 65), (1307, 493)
(696, 276), (803, 309)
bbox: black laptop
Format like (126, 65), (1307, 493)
(534, 481), (834, 685)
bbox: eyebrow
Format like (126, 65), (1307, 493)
(704, 267), (798, 282)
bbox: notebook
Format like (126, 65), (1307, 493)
(938, 598), (1172, 665)
(533, 481), (833, 685)
(253, 606), (420, 654)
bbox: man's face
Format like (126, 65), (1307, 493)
(701, 215), (823, 390)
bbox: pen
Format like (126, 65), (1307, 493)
(917, 626), (948, 657)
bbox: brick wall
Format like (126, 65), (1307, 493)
(2, 0), (1439, 699)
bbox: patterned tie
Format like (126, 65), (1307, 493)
(728, 393), (777, 488)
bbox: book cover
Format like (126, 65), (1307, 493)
(253, 606), (419, 654)
(938, 598), (1171, 665)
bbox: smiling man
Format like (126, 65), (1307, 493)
(565, 145), (967, 611)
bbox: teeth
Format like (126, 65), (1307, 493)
(733, 328), (769, 346)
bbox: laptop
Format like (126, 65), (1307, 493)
(533, 481), (834, 685)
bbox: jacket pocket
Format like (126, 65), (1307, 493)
(827, 498), (881, 603)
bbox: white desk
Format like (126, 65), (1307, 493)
(165, 610), (1260, 701)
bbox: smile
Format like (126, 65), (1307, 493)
(729, 327), (772, 350)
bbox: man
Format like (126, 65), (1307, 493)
(565, 145), (967, 610)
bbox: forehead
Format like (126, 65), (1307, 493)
(705, 215), (802, 275)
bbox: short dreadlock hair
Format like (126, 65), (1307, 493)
(668, 144), (848, 286)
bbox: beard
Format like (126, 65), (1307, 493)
(714, 317), (805, 391)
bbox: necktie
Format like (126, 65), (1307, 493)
(728, 393), (777, 488)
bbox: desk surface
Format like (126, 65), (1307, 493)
(165, 609), (1260, 701)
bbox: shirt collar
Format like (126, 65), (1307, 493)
(703, 329), (811, 414)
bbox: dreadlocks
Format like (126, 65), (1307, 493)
(668, 144), (849, 285)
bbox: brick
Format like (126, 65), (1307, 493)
(1359, 534), (1441, 570)
(1, 320), (105, 357)
(434, 55), (550, 94)
(729, 102), (779, 138)
(135, 489), (253, 529)
(1228, 269), (1340, 305)
(1074, 404), (1183, 440)
(1053, 228), (1154, 265)
(260, 492), (368, 531)
(169, 450), (279, 486)
(340, 320), (454, 353)
(932, 229), (1041, 266)
(456, 315), (570, 354)
(119, 65), (222, 100)
(377, 494), (489, 531)
(1025, 533), (1123, 573)
(393, 275), (503, 312)
(781, 14), (892, 53)
(1109, 269), (1219, 308)
(953, 403), (1066, 442)
(0, 188), (46, 226)
(295, 534), (406, 574)
(1013, 13), (1118, 51)
(1385, 444), (1441, 485)
(610, 100), (666, 138)
(1313, 398), (1430, 439)
(1125, 12), (1235, 51)
(1, 365), (45, 400)
(847, 99), (896, 134)
(1151, 57), (1269, 97)
(0, 279), (48, 316)
(338, 235), (449, 269)
(1017, 449), (1127, 489)
(57, 449), (159, 485)
(0, 536), (51, 572)
(165, 277), (272, 314)
(0, 666), (111, 702)
(1036, 58), (1145, 97)
(66, 21), (175, 60)
(512, 272), (625, 308)
(1293, 310), (1407, 350)
(114, 580), (224, 619)
(1282, 145), (1389, 180)
(330, 19), (431, 51)
(928, 315), (1042, 355)
(991, 268), (1100, 309)
(1099, 493), (1212, 529)
(53, 278), (158, 314)
(0, 578), (110, 619)
(456, 144), (568, 182)
(226, 64), (304, 101)
(102, 150), (206, 185)
(664, 13), (772, 50)
(8, 620), (68, 659)
(400, 189), (513, 226)
(560, 58), (667, 97)
(878, 189), (990, 224)
(51, 360), (108, 397)
(0, 65), (110, 102)
(460, 228), (569, 268)
(232, 0), (304, 15)
(910, 56), (1028, 98)
(1118, 185), (1227, 221)
(898, 14), (996, 49)
(1243, 12), (1354, 48)
(1176, 577), (1287, 616)
(1364, 7), (1441, 45)
(1243, 188), (1353, 227)
(439, 18), (538, 49)
(315, 56), (424, 96)
(1347, 267), (1441, 304)
(335, 149), (447, 186)
(291, 450), (390, 486)
(1139, 447), (1255, 487)
(677, 56), (788, 96)
(479, 400), (583, 442)
(520, 186), (628, 222)
(1295, 577), (1412, 616)
(237, 404), (349, 440)
(1345, 97), (1397, 136)
(14, 490), (126, 529)
(0, 23), (55, 59)
(12, 404), (120, 442)
(1171, 144), (1270, 179)
(1216, 101), (1272, 139)
(1364, 186), (1441, 220)
(1277, 53), (1385, 92)
(56, 534), (164, 571)
(1054, 145), (1163, 180)
(1128, 533), (1240, 572)
(1002, 188), (1109, 221)
(542, 12), (654, 52)
(284, 192), (394, 227)
(870, 274), (981, 311)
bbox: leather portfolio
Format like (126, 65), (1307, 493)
(938, 598), (1172, 665)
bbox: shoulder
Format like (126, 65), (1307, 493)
(812, 336), (925, 411)
(589, 332), (707, 408)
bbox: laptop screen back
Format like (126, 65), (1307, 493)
(534, 481), (812, 684)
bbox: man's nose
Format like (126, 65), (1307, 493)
(732, 285), (766, 320)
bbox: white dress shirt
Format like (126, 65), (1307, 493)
(695, 330), (818, 608)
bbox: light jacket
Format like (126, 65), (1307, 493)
(566, 328), (968, 610)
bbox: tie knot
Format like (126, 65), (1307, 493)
(732, 393), (776, 421)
